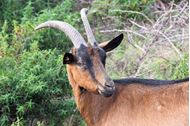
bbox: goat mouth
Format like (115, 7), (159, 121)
(98, 86), (115, 97)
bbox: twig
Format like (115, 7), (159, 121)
(100, 29), (146, 39)
(153, 29), (182, 58)
(110, 9), (153, 25)
(129, 20), (148, 30)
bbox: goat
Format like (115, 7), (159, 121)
(35, 8), (189, 126)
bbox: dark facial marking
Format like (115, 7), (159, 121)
(97, 47), (106, 66)
(76, 45), (95, 78)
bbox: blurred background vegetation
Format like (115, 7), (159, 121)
(0, 0), (188, 125)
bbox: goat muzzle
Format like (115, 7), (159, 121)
(98, 81), (115, 97)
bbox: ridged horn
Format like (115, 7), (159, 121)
(80, 8), (97, 46)
(35, 20), (87, 48)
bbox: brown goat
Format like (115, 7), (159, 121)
(35, 8), (189, 126)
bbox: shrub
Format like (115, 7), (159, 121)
(0, 48), (74, 125)
(0, 0), (83, 125)
(172, 54), (189, 79)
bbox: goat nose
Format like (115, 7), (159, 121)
(98, 81), (115, 97)
(105, 81), (115, 90)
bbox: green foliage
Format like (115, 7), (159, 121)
(33, 0), (80, 50)
(0, 0), (79, 52)
(91, 0), (155, 20)
(0, 0), (81, 125)
(140, 54), (189, 80)
(0, 0), (62, 26)
(172, 54), (189, 79)
(0, 48), (74, 125)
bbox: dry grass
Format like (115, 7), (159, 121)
(97, 0), (189, 79)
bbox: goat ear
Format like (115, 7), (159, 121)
(63, 53), (75, 64)
(99, 33), (124, 52)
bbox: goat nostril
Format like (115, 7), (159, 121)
(105, 83), (115, 91)
(105, 81), (114, 87)
(105, 84), (112, 87)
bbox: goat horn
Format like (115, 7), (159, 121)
(80, 8), (97, 46)
(35, 20), (87, 48)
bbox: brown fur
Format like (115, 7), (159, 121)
(66, 47), (188, 126)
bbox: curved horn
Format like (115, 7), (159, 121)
(80, 8), (97, 46)
(35, 20), (87, 48)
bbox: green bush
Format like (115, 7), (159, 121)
(172, 54), (189, 79)
(0, 0), (62, 26)
(0, 48), (75, 125)
(90, 0), (155, 20)
(0, 0), (80, 52)
(0, 1), (82, 125)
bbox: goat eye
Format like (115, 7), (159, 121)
(79, 63), (88, 70)
(77, 58), (83, 65)
(81, 65), (88, 70)
(77, 61), (82, 66)
(77, 60), (87, 69)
